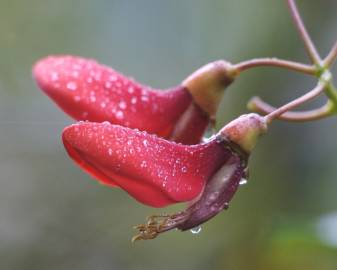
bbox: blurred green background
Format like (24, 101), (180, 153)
(0, 0), (336, 269)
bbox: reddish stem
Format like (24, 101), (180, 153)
(248, 97), (332, 122)
(287, 0), (322, 64)
(264, 82), (327, 124)
(323, 41), (337, 68)
(234, 58), (315, 75)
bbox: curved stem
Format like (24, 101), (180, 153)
(287, 0), (322, 64)
(234, 58), (315, 75)
(264, 82), (327, 124)
(323, 41), (337, 68)
(248, 97), (333, 121)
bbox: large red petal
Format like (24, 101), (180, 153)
(33, 56), (192, 138)
(62, 122), (231, 207)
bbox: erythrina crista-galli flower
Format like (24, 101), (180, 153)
(33, 56), (237, 144)
(62, 113), (267, 240)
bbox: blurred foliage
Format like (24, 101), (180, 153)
(0, 0), (336, 269)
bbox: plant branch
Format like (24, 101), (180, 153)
(248, 97), (333, 121)
(234, 58), (315, 75)
(323, 41), (337, 68)
(264, 77), (329, 124)
(287, 0), (322, 64)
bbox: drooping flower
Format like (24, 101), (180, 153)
(62, 113), (267, 240)
(33, 55), (237, 144)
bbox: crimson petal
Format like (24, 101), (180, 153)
(62, 121), (232, 207)
(34, 56), (208, 143)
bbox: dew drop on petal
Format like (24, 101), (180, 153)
(128, 86), (134, 94)
(119, 101), (127, 109)
(51, 71), (59, 81)
(109, 75), (117, 81)
(190, 226), (202, 234)
(141, 95), (149, 102)
(67, 81), (77, 91)
(105, 81), (112, 89)
(74, 96), (81, 102)
(90, 96), (96, 102)
(72, 70), (79, 78)
(116, 111), (124, 120)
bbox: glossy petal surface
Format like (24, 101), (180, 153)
(62, 122), (232, 207)
(34, 56), (193, 138)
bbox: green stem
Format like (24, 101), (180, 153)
(324, 82), (337, 112)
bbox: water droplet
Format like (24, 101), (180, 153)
(116, 111), (124, 120)
(74, 96), (81, 102)
(51, 71), (59, 81)
(128, 86), (134, 93)
(108, 148), (113, 156)
(239, 178), (248, 185)
(67, 81), (77, 91)
(190, 226), (202, 234)
(141, 95), (149, 102)
(119, 101), (127, 109)
(131, 97), (137, 104)
(105, 81), (112, 88)
(72, 70), (79, 78)
(109, 75), (117, 81)
(90, 96), (96, 102)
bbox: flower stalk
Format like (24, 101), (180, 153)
(234, 58), (315, 75)
(245, 0), (337, 122)
(286, 0), (321, 65)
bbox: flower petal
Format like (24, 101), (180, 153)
(33, 56), (193, 138)
(62, 122), (232, 207)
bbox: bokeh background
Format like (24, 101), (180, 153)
(0, 0), (337, 269)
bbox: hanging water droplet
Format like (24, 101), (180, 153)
(190, 226), (202, 234)
(239, 178), (248, 185)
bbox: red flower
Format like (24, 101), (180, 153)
(33, 56), (236, 144)
(62, 113), (267, 240)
